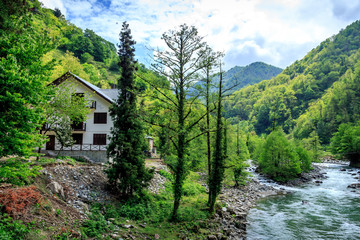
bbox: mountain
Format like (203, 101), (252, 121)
(212, 62), (282, 94)
(224, 20), (360, 144)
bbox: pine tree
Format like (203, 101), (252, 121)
(106, 22), (152, 197)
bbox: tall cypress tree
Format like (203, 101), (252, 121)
(106, 22), (152, 197)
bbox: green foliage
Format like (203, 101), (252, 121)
(106, 22), (153, 197)
(0, 213), (31, 240)
(259, 130), (301, 182)
(330, 122), (360, 156)
(150, 24), (209, 220)
(0, 158), (42, 186)
(81, 207), (112, 238)
(295, 145), (312, 172)
(0, 10), (53, 157)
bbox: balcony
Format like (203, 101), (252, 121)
(71, 122), (86, 131)
(55, 144), (107, 151)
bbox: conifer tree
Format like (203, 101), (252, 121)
(106, 22), (152, 197)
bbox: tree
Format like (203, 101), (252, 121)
(208, 66), (225, 213)
(232, 125), (250, 187)
(39, 84), (90, 156)
(53, 8), (63, 18)
(106, 22), (152, 197)
(259, 130), (301, 182)
(197, 45), (223, 203)
(150, 24), (209, 220)
(330, 122), (360, 166)
(0, 6), (53, 157)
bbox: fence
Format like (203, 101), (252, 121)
(54, 144), (107, 151)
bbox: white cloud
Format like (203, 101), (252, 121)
(40, 0), (360, 69)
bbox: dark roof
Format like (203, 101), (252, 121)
(51, 72), (115, 104)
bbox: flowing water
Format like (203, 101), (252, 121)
(247, 163), (360, 240)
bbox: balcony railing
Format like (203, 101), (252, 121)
(54, 144), (107, 151)
(71, 122), (86, 131)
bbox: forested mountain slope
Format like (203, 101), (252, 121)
(224, 20), (360, 143)
(214, 62), (282, 94)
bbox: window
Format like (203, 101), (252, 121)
(72, 134), (83, 145)
(72, 93), (84, 103)
(94, 112), (107, 124)
(93, 134), (107, 145)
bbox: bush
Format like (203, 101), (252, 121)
(0, 159), (42, 186)
(0, 186), (42, 217)
(0, 213), (30, 240)
(81, 208), (112, 238)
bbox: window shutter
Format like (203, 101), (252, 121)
(94, 112), (107, 124)
(93, 134), (107, 145)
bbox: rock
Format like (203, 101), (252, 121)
(222, 207), (227, 212)
(340, 168), (346, 171)
(348, 183), (360, 189)
(315, 180), (323, 184)
(123, 224), (133, 229)
(139, 224), (146, 228)
(47, 181), (65, 199)
(154, 234), (160, 239)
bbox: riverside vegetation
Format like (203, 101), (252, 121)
(1, 0), (360, 239)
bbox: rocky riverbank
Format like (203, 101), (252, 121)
(207, 162), (333, 240)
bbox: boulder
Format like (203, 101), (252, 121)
(47, 181), (65, 199)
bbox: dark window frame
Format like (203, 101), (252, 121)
(94, 112), (107, 124)
(93, 134), (107, 145)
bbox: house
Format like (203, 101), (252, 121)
(41, 72), (157, 162)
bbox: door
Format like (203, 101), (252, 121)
(46, 135), (55, 150)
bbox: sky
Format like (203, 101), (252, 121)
(41, 0), (360, 70)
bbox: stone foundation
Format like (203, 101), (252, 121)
(42, 150), (108, 163)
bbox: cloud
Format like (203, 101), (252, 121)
(40, 0), (360, 69)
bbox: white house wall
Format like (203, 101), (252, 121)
(42, 77), (114, 150)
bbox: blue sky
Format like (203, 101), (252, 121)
(41, 0), (360, 70)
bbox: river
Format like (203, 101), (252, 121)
(247, 163), (360, 240)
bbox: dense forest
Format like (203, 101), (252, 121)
(224, 20), (360, 145)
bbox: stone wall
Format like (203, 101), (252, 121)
(42, 150), (108, 163)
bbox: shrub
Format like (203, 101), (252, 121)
(0, 186), (42, 217)
(0, 159), (42, 186)
(0, 213), (30, 240)
(81, 208), (112, 238)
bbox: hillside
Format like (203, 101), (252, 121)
(193, 62), (282, 95)
(219, 62), (282, 94)
(224, 20), (360, 143)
